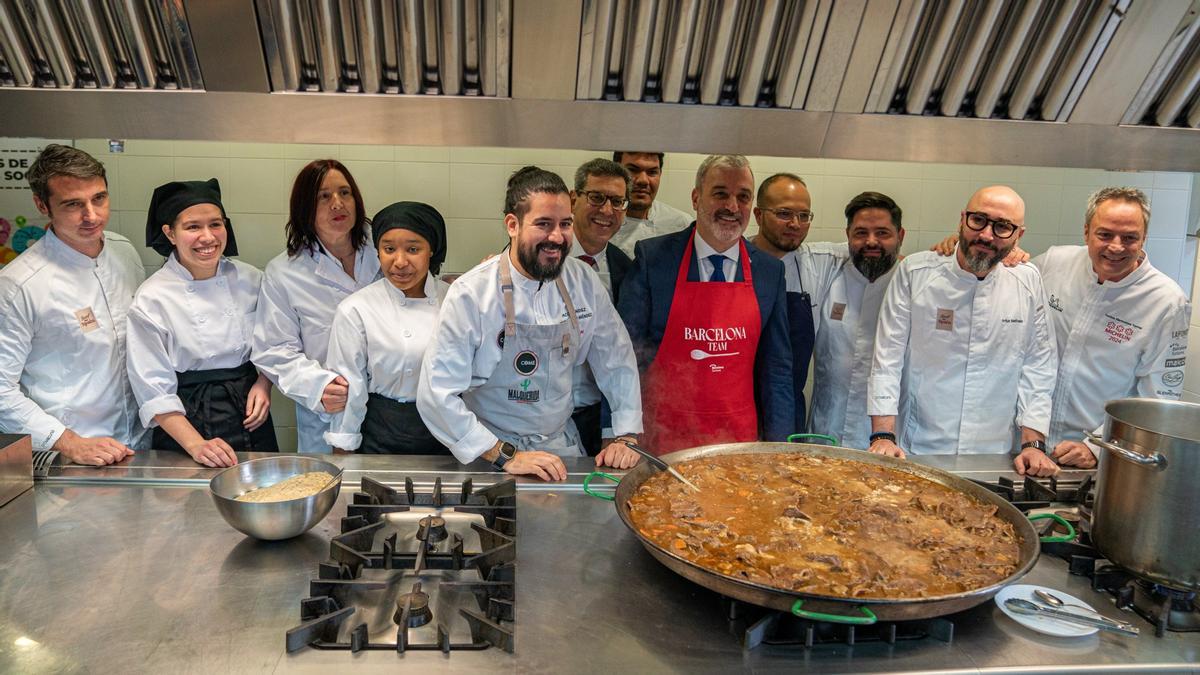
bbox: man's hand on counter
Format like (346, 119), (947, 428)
(184, 438), (238, 468)
(1050, 440), (1097, 469)
(53, 429), (134, 466)
(595, 437), (641, 469)
(1013, 447), (1060, 477)
(504, 450), (568, 482)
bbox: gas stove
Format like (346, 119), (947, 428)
(285, 476), (516, 654)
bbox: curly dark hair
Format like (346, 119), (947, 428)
(285, 159), (369, 257)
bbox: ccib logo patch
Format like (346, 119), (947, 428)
(514, 350), (539, 376)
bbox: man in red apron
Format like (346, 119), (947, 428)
(617, 155), (794, 456)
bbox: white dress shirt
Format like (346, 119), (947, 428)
(1033, 245), (1191, 446)
(126, 255), (263, 429)
(417, 255), (643, 463)
(0, 228), (146, 451)
(609, 201), (693, 257)
(252, 242), (381, 453)
(692, 233), (740, 282)
(323, 275), (450, 451)
(868, 249), (1058, 455)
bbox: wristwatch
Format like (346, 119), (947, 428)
(1021, 440), (1048, 453)
(491, 441), (516, 471)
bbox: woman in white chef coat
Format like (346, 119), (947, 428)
(127, 179), (276, 467)
(252, 160), (382, 453)
(324, 202), (452, 454)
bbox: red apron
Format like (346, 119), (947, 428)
(642, 235), (762, 455)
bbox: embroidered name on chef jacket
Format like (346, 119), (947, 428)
(1103, 313), (1141, 345)
(74, 307), (99, 333)
(935, 309), (954, 331)
(830, 302), (846, 321)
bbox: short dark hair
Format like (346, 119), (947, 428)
(574, 158), (632, 200)
(844, 191), (902, 230)
(285, 159), (370, 257)
(504, 166), (570, 219)
(756, 172), (806, 205)
(612, 151), (665, 168)
(27, 144), (107, 204)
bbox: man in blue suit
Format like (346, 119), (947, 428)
(617, 155), (794, 455)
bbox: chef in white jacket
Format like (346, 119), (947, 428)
(1033, 187), (1192, 468)
(127, 179), (276, 467)
(809, 192), (905, 449)
(418, 167), (643, 481)
(252, 160), (381, 453)
(324, 202), (451, 454)
(867, 186), (1060, 477)
(0, 144), (145, 464)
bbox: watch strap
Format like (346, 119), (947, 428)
(1021, 440), (1048, 453)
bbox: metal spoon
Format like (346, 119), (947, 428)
(1004, 598), (1139, 636)
(624, 442), (700, 493)
(1035, 589), (1106, 616)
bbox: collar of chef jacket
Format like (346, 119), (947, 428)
(1083, 250), (1154, 289)
(44, 227), (103, 268)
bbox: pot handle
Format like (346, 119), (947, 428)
(791, 600), (878, 625)
(787, 433), (840, 446)
(1085, 434), (1168, 469)
(583, 471), (619, 501)
(1029, 513), (1076, 543)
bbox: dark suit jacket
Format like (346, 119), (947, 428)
(606, 242), (632, 304)
(616, 224), (795, 442)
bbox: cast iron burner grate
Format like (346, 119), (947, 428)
(726, 599), (954, 649)
(969, 474), (1094, 514)
(285, 477), (517, 654)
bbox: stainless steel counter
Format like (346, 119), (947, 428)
(0, 452), (1196, 674)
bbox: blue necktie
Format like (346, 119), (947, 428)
(708, 254), (727, 282)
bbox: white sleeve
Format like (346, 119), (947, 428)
(125, 305), (185, 428)
(585, 282), (643, 436)
(867, 263), (912, 416)
(0, 285), (66, 450)
(416, 287), (499, 464)
(251, 270), (337, 415)
(323, 305), (368, 451)
(1136, 297), (1191, 400)
(1016, 275), (1057, 436)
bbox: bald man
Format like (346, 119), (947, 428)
(866, 186), (1059, 477)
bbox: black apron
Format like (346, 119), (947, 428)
(788, 256), (817, 434)
(571, 401), (603, 457)
(152, 361), (279, 453)
(359, 393), (449, 455)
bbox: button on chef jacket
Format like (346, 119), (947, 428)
(1033, 245), (1192, 446)
(867, 249), (1057, 454)
(252, 242), (381, 453)
(809, 255), (897, 450)
(417, 255), (643, 464)
(126, 254), (264, 429)
(323, 274), (450, 451)
(0, 228), (146, 451)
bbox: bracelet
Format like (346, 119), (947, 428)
(869, 431), (897, 445)
(1020, 440), (1048, 453)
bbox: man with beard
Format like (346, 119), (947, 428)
(618, 155), (793, 455)
(607, 151), (693, 257)
(867, 186), (1059, 476)
(567, 158), (635, 455)
(417, 166), (643, 481)
(808, 192), (905, 449)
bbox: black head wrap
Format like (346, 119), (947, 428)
(145, 178), (238, 257)
(371, 201), (447, 275)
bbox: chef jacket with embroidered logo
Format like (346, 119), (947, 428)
(417, 255), (643, 464)
(0, 229), (146, 451)
(780, 242), (849, 335)
(1033, 245), (1191, 446)
(323, 274), (450, 451)
(251, 242), (381, 453)
(126, 255), (264, 429)
(868, 249), (1058, 455)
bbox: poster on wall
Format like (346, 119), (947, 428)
(1, 138), (71, 268)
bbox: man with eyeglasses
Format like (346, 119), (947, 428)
(608, 151), (693, 257)
(867, 186), (1059, 477)
(566, 158), (636, 455)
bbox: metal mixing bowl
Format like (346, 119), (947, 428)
(209, 456), (342, 541)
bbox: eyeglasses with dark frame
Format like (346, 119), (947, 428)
(963, 211), (1020, 239)
(762, 207), (814, 224)
(579, 190), (630, 211)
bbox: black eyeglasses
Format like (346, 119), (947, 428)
(763, 208), (813, 224)
(579, 191), (630, 211)
(963, 211), (1020, 239)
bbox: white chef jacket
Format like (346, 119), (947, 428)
(609, 201), (693, 258)
(0, 228), (146, 451)
(252, 242), (381, 453)
(809, 257), (897, 450)
(569, 240), (610, 409)
(868, 249), (1057, 455)
(126, 255), (263, 429)
(779, 241), (849, 336)
(1033, 246), (1192, 446)
(417, 255), (643, 464)
(323, 274), (450, 451)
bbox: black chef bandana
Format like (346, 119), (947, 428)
(145, 178), (238, 257)
(371, 201), (447, 275)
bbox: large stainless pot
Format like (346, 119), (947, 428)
(1087, 398), (1200, 590)
(593, 442), (1039, 623)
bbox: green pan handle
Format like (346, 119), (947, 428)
(1029, 513), (1076, 543)
(787, 433), (840, 447)
(583, 471), (620, 501)
(791, 600), (877, 625)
